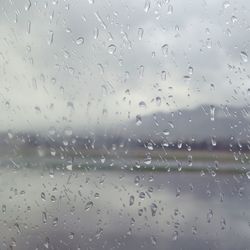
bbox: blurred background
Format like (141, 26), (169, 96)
(0, 0), (250, 249)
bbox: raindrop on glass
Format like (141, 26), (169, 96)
(138, 65), (144, 78)
(161, 44), (168, 56)
(246, 171), (250, 179)
(156, 96), (161, 106)
(223, 1), (230, 8)
(42, 211), (47, 223)
(144, 155), (152, 165)
(76, 37), (84, 45)
(85, 201), (94, 211)
(138, 28), (144, 40)
(206, 38), (212, 49)
(161, 71), (166, 81)
(139, 101), (147, 109)
(136, 115), (142, 126)
(108, 44), (116, 54)
(48, 30), (54, 45)
(172, 231), (178, 241)
(150, 203), (157, 216)
(188, 66), (193, 75)
(167, 5), (173, 14)
(129, 195), (135, 206)
(210, 105), (215, 121)
(144, 0), (151, 13)
(25, 0), (31, 11)
(240, 51), (248, 62)
(207, 209), (213, 223)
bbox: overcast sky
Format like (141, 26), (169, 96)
(0, 0), (250, 132)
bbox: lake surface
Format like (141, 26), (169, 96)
(0, 162), (250, 250)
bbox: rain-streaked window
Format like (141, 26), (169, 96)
(1, 0), (250, 249)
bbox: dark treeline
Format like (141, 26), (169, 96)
(0, 132), (249, 153)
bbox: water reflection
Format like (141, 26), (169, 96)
(0, 165), (250, 249)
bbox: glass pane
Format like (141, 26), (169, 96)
(1, 0), (250, 249)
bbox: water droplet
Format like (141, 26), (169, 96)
(41, 192), (46, 201)
(206, 38), (212, 49)
(25, 0), (31, 11)
(44, 237), (50, 249)
(7, 130), (13, 139)
(210, 105), (215, 121)
(100, 156), (106, 164)
(183, 75), (191, 82)
(88, 0), (94, 4)
(10, 238), (17, 247)
(188, 155), (192, 167)
(207, 209), (213, 223)
(211, 136), (216, 146)
(138, 65), (144, 78)
(27, 20), (31, 34)
(231, 15), (237, 23)
(150, 203), (157, 216)
(144, 0), (151, 13)
(69, 232), (74, 239)
(176, 187), (181, 197)
(97, 63), (104, 74)
(48, 30), (54, 45)
(144, 155), (152, 165)
(85, 201), (94, 211)
(50, 148), (56, 156)
(147, 142), (154, 150)
(51, 195), (56, 202)
(150, 235), (157, 245)
(223, 1), (230, 8)
(94, 193), (100, 199)
(156, 96), (161, 106)
(129, 195), (135, 206)
(139, 192), (146, 199)
(225, 28), (232, 37)
(138, 28), (144, 40)
(161, 70), (166, 81)
(42, 211), (47, 223)
(240, 51), (248, 62)
(134, 176), (140, 185)
(108, 44), (116, 54)
(14, 223), (21, 234)
(139, 101), (147, 109)
(76, 37), (84, 45)
(49, 168), (54, 178)
(161, 44), (168, 56)
(167, 5), (173, 14)
(53, 217), (58, 226)
(93, 27), (99, 40)
(177, 140), (183, 149)
(192, 226), (197, 235)
(163, 129), (170, 136)
(138, 208), (143, 216)
(188, 66), (193, 75)
(246, 171), (250, 179)
(34, 106), (41, 114)
(172, 231), (178, 241)
(136, 115), (142, 126)
(220, 218), (226, 230)
(2, 204), (6, 213)
(66, 164), (73, 171)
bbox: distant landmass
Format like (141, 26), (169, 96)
(108, 104), (250, 142)
(0, 105), (249, 156)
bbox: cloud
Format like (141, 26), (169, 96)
(0, 0), (249, 132)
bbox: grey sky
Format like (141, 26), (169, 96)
(0, 0), (249, 132)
